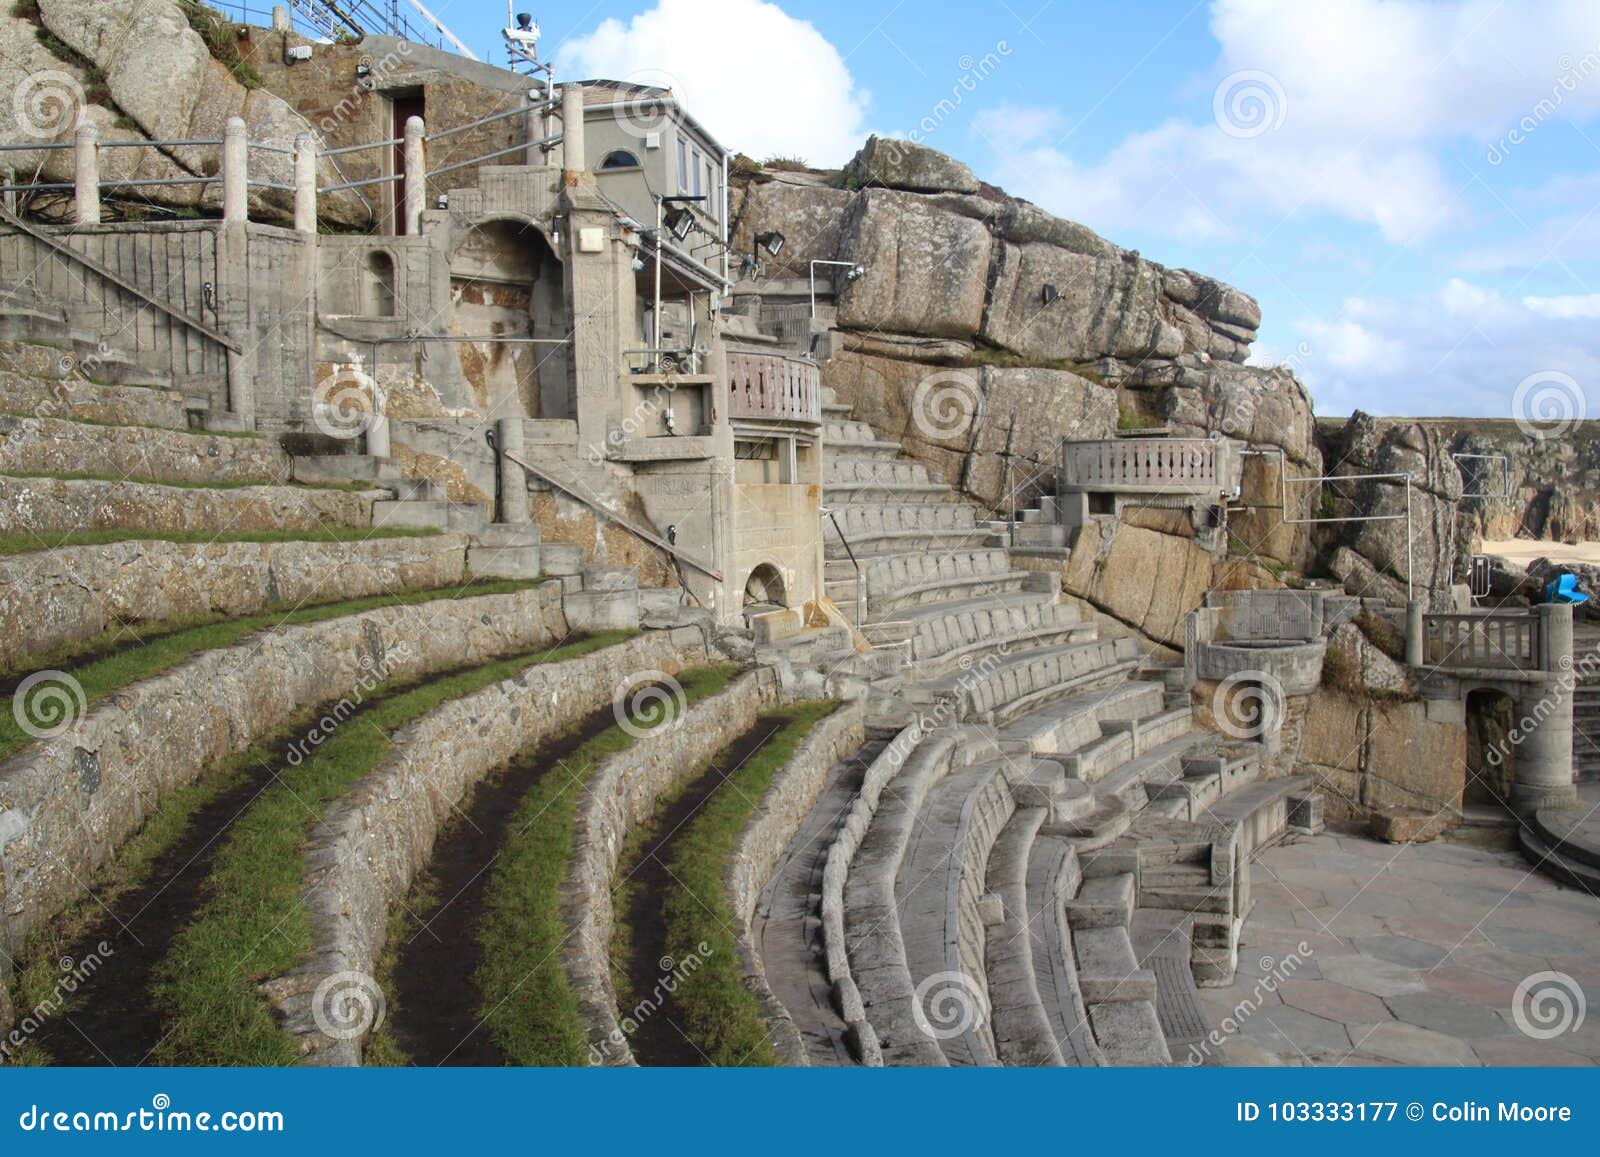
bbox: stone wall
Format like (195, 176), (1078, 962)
(270, 629), (707, 1066)
(0, 583), (568, 974)
(0, 475), (378, 535)
(0, 533), (471, 672)
(1294, 690), (1467, 820)
(725, 700), (864, 1065)
(564, 670), (782, 1066)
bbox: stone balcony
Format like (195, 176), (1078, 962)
(727, 349), (821, 430)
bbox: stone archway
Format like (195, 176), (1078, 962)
(743, 563), (788, 613)
(1465, 686), (1519, 806)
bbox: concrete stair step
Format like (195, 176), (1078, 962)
(291, 455), (403, 487)
(465, 544), (541, 579)
(372, 499), (487, 534)
(1066, 872), (1135, 930)
(1087, 999), (1173, 1065)
(1073, 925), (1156, 1004)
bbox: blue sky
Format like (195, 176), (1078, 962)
(431, 0), (1600, 420)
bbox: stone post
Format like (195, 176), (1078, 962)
(73, 120), (99, 225)
(496, 416), (531, 525)
(1512, 603), (1577, 815)
(293, 133), (317, 234)
(2, 167), (15, 214)
(561, 83), (585, 175)
(271, 5), (291, 31)
(1405, 599), (1425, 668)
(402, 116), (425, 236)
(222, 116), (248, 224)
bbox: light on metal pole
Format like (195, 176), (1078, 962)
(809, 259), (867, 319)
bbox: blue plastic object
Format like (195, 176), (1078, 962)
(1546, 573), (1591, 605)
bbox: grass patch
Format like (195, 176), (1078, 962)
(0, 577), (546, 759)
(150, 631), (639, 1065)
(474, 665), (737, 1066)
(178, 1), (263, 88)
(0, 525), (437, 558)
(1356, 608), (1406, 662)
(617, 700), (838, 1066)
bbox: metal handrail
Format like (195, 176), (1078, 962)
(424, 102), (549, 143)
(500, 447), (723, 582)
(823, 507), (867, 629)
(320, 138), (402, 157)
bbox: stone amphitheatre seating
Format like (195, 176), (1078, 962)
(751, 389), (1318, 1067)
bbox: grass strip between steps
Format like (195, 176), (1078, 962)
(474, 665), (738, 1066)
(0, 577), (546, 761)
(150, 630), (638, 1066)
(616, 700), (840, 1066)
(0, 526), (440, 560)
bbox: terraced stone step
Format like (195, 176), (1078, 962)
(830, 549), (1032, 619)
(826, 457), (934, 487)
(0, 370), (191, 430)
(998, 682), (1167, 757)
(1024, 835), (1102, 1065)
(984, 807), (1066, 1067)
(1066, 872), (1136, 930)
(824, 480), (951, 506)
(944, 637), (1143, 725)
(1087, 998), (1172, 1065)
(1074, 924), (1157, 1004)
(0, 474), (379, 535)
(0, 415), (290, 485)
(893, 598), (1092, 679)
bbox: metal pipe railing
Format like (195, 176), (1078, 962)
(824, 508), (867, 629)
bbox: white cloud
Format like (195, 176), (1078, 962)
(970, 0), (1600, 246)
(554, 0), (871, 166)
(1289, 280), (1600, 417)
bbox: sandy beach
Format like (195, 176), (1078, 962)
(1480, 539), (1600, 566)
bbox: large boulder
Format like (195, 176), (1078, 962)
(844, 135), (981, 195)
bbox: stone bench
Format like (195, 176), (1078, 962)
(997, 682), (1167, 756)
(0, 368), (191, 430)
(0, 414), (291, 486)
(825, 457), (931, 486)
(960, 637), (1143, 725)
(902, 599), (1090, 679)
(0, 474), (379, 535)
(823, 480), (951, 506)
(1024, 835), (1104, 1065)
(861, 549), (1028, 614)
(984, 807), (1066, 1066)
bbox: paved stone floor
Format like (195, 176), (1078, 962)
(1194, 829), (1600, 1066)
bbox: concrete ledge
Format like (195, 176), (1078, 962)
(0, 534), (471, 672)
(563, 669), (782, 1066)
(726, 699), (864, 1067)
(270, 630), (704, 1066)
(0, 583), (568, 968)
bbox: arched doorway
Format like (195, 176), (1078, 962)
(1465, 687), (1519, 806)
(743, 563), (788, 616)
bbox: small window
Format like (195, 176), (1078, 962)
(599, 149), (641, 170)
(677, 137), (688, 192)
(692, 148), (702, 196)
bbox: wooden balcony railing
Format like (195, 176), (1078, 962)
(727, 350), (821, 426)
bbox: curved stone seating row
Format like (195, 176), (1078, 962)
(855, 549), (1030, 617)
(0, 368), (191, 430)
(826, 501), (984, 558)
(0, 414), (292, 486)
(825, 457), (931, 487)
(0, 533), (472, 673)
(938, 637), (1143, 725)
(985, 807), (1068, 1066)
(0, 474), (380, 535)
(894, 756), (1017, 1067)
(823, 479), (951, 506)
(823, 419), (893, 445)
(898, 597), (1092, 680)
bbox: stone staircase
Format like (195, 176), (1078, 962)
(765, 389), (1314, 1067)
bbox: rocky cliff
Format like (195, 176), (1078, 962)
(0, 0), (363, 225)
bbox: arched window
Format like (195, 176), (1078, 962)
(599, 149), (641, 170)
(362, 250), (396, 317)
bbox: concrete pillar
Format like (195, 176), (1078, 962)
(496, 416), (531, 525)
(73, 120), (99, 225)
(271, 5), (291, 31)
(1512, 603), (1577, 815)
(1405, 599), (1425, 667)
(222, 116), (248, 224)
(402, 116), (425, 236)
(561, 84), (585, 175)
(293, 133), (317, 234)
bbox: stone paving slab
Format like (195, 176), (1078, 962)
(1201, 830), (1600, 1066)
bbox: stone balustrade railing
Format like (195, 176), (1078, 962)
(1060, 437), (1233, 496)
(726, 349), (821, 426)
(1416, 611), (1544, 672)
